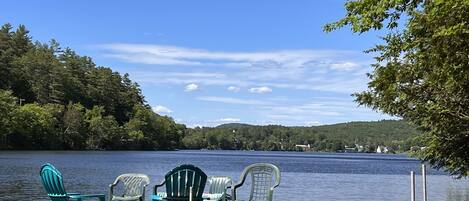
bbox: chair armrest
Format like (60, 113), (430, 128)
(153, 180), (166, 195)
(67, 193), (80, 195)
(109, 179), (119, 196)
(231, 184), (242, 201)
(142, 184), (148, 201)
(109, 181), (118, 200)
(269, 182), (280, 192)
(232, 181), (244, 190)
(69, 193), (105, 199)
(109, 180), (119, 189)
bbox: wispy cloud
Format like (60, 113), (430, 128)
(184, 83), (199, 92)
(152, 105), (173, 114)
(217, 118), (241, 122)
(197, 96), (271, 105)
(98, 43), (359, 69)
(306, 121), (321, 126)
(330, 62), (360, 71)
(98, 43), (372, 94)
(249, 86), (272, 94)
(93, 43), (391, 126)
(193, 94), (392, 126)
(227, 86), (240, 92)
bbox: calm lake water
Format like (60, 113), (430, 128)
(1, 150), (468, 201)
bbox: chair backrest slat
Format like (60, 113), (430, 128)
(115, 173), (150, 197)
(207, 176), (232, 194)
(40, 163), (69, 201)
(164, 164), (207, 201)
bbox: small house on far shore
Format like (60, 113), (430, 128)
(376, 145), (389, 153)
(295, 144), (312, 152)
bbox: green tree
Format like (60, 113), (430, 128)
(0, 23), (183, 151)
(85, 106), (123, 150)
(9, 103), (60, 149)
(14, 42), (64, 104)
(182, 131), (207, 149)
(62, 103), (87, 149)
(325, 0), (469, 177)
(0, 90), (17, 149)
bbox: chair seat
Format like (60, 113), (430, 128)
(112, 195), (142, 201)
(152, 193), (225, 201)
(202, 193), (224, 200)
(151, 194), (163, 201)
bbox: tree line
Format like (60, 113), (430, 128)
(0, 24), (185, 150)
(183, 120), (421, 152)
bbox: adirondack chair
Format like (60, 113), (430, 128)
(40, 163), (105, 201)
(231, 163), (280, 201)
(109, 173), (150, 201)
(204, 176), (232, 201)
(152, 164), (207, 201)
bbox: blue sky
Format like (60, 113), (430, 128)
(1, 0), (393, 127)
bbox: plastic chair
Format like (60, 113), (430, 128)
(109, 173), (150, 201)
(205, 176), (232, 201)
(152, 164), (207, 201)
(231, 163), (280, 201)
(40, 163), (105, 201)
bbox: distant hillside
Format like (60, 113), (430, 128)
(184, 120), (421, 152)
(310, 120), (419, 144)
(216, 123), (253, 128)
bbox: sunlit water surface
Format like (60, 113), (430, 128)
(1, 150), (468, 201)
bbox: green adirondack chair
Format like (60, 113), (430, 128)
(152, 164), (208, 201)
(232, 163), (280, 201)
(40, 163), (106, 201)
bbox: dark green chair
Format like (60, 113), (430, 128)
(40, 163), (105, 201)
(152, 164), (208, 201)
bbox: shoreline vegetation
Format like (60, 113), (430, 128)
(0, 23), (422, 153)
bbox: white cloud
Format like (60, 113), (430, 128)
(98, 43), (358, 68)
(330, 62), (360, 71)
(98, 44), (374, 94)
(218, 118), (241, 122)
(93, 43), (397, 126)
(185, 83), (199, 92)
(227, 86), (240, 92)
(152, 105), (173, 114)
(249, 86), (272, 94)
(306, 121), (321, 126)
(197, 96), (271, 105)
(132, 71), (250, 87)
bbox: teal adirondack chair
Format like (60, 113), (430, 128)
(232, 163), (280, 201)
(40, 163), (105, 201)
(152, 164), (208, 201)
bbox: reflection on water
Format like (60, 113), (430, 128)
(0, 150), (468, 201)
(447, 181), (469, 201)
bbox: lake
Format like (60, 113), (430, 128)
(0, 150), (468, 201)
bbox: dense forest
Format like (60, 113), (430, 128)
(184, 120), (421, 152)
(0, 24), (185, 150)
(0, 24), (420, 151)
